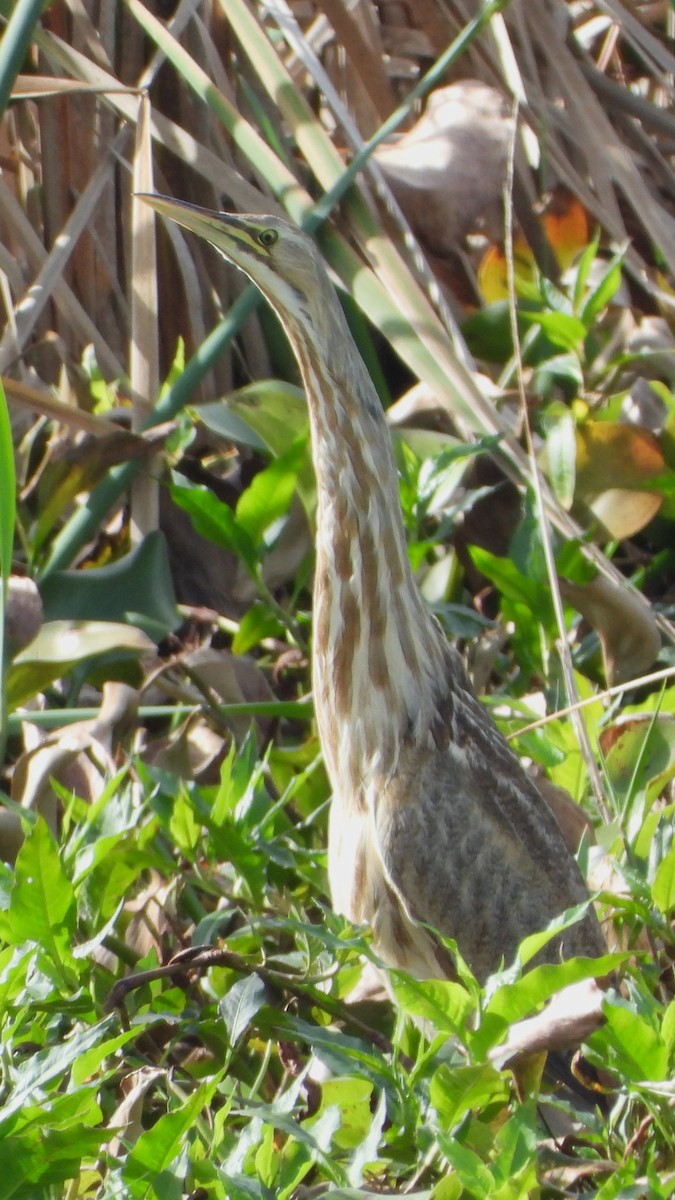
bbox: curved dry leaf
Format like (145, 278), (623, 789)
(561, 575), (660, 685)
(489, 979), (607, 1065)
(106, 1068), (166, 1158)
(376, 82), (512, 252)
(5, 577), (43, 652)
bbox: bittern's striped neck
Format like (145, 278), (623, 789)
(290, 310), (447, 796)
(140, 195), (449, 794)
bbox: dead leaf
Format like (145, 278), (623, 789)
(5, 576), (43, 652)
(560, 574), (660, 684)
(376, 81), (512, 253)
(2, 683), (138, 863)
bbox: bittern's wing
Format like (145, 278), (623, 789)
(373, 680), (606, 983)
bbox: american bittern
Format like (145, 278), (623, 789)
(143, 195), (606, 989)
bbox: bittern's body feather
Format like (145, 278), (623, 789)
(143, 196), (607, 986)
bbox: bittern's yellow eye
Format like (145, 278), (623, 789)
(257, 228), (278, 248)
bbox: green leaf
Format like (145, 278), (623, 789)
(200, 381), (308, 457)
(219, 974), (269, 1044)
(519, 310), (587, 351)
(39, 530), (179, 639)
(8, 817), (76, 972)
(390, 972), (474, 1035)
(232, 599), (285, 654)
(6, 619), (154, 709)
(436, 1132), (494, 1198)
(593, 998), (669, 1082)
(491, 1103), (538, 1185)
(0, 1017), (115, 1124)
(430, 1063), (508, 1127)
(652, 843), (675, 916)
(580, 246), (625, 325)
(170, 476), (260, 578)
(123, 1079), (218, 1194)
(483, 952), (623, 1030)
(545, 407), (577, 509)
(236, 435), (309, 542)
(467, 546), (545, 611)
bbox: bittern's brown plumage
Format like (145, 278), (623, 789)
(143, 195), (606, 987)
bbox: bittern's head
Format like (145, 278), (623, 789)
(138, 194), (338, 353)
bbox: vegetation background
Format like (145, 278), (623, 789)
(0, 0), (673, 1196)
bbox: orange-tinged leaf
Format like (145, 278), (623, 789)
(574, 422), (664, 538)
(477, 236), (535, 303)
(543, 197), (589, 269)
(478, 192), (589, 302)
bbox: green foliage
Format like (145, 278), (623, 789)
(0, 733), (672, 1197)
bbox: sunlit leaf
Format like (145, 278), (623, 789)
(652, 844), (675, 917)
(575, 421), (665, 537)
(219, 974), (269, 1044)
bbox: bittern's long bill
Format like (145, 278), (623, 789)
(141, 193), (607, 1062)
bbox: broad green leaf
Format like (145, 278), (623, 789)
(195, 396), (266, 452)
(519, 310), (587, 351)
(311, 1078), (373, 1150)
(436, 1132), (494, 1197)
(430, 1063), (508, 1127)
(467, 546), (547, 613)
(170, 476), (260, 578)
(652, 843), (675, 916)
(255, 1121), (278, 1188)
(38, 530), (179, 639)
(593, 999), (669, 1082)
(232, 599), (285, 655)
(11, 620), (152, 667)
(347, 1087), (386, 1187)
(123, 1079), (218, 1193)
(390, 972), (474, 1035)
(200, 381), (308, 457)
(219, 974), (269, 1044)
(491, 1103), (538, 1184)
(0, 1119), (106, 1197)
(604, 715), (675, 813)
(484, 952), (624, 1027)
(8, 817), (76, 971)
(0, 1017), (115, 1124)
(236, 435), (309, 542)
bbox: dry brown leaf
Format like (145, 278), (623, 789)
(5, 577), (43, 652)
(561, 575), (661, 685)
(106, 1068), (166, 1159)
(1, 683), (138, 863)
(375, 82), (513, 253)
(489, 979), (607, 1067)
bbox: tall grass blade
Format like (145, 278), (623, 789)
(0, 379), (16, 752)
